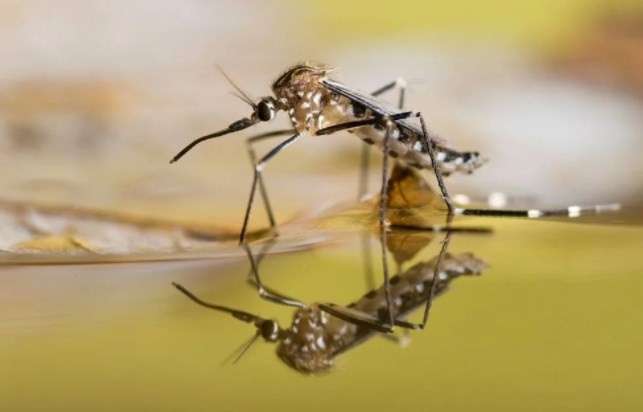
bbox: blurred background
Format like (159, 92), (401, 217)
(2, 2), (643, 411)
(1, 0), (642, 235)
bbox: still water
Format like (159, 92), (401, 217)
(1, 209), (642, 411)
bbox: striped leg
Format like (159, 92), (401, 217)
(456, 204), (621, 218)
(417, 113), (455, 213)
(415, 114), (620, 219)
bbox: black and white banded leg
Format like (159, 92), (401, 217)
(456, 203), (621, 218)
(414, 113), (620, 219)
(417, 113), (455, 214)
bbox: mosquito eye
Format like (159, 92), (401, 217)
(260, 320), (279, 341)
(257, 100), (274, 122)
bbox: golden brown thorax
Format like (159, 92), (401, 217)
(271, 64), (345, 133)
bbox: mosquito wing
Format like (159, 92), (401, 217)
(321, 78), (447, 146)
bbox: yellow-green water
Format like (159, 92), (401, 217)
(2, 213), (642, 411)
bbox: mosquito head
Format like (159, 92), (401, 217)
(257, 318), (282, 342)
(253, 97), (278, 122)
(169, 66), (285, 164)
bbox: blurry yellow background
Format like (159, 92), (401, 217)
(312, 0), (636, 47)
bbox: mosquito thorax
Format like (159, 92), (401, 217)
(271, 64), (329, 108)
(275, 305), (334, 374)
(272, 64), (328, 93)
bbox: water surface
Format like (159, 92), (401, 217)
(2, 211), (642, 411)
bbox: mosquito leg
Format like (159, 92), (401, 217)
(358, 79), (409, 290)
(318, 302), (421, 333)
(242, 243), (306, 308)
(419, 229), (453, 328)
(418, 113), (618, 219)
(417, 113), (455, 213)
(318, 303), (394, 333)
(318, 121), (399, 334)
(370, 77), (407, 109)
(243, 240), (302, 304)
(455, 203), (621, 218)
(371, 229), (454, 331)
(244, 237), (276, 288)
(239, 133), (301, 244)
(315, 111), (414, 136)
(358, 78), (407, 199)
(248, 237), (277, 269)
(380, 120), (395, 329)
(245, 129), (296, 233)
(319, 232), (453, 334)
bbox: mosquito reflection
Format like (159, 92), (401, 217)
(173, 225), (488, 374)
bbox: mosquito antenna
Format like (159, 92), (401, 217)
(231, 92), (255, 108)
(172, 282), (262, 324)
(221, 331), (262, 366)
(217, 65), (256, 109)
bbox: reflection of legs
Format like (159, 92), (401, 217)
(318, 302), (420, 333)
(360, 79), (406, 296)
(419, 229), (452, 328)
(244, 238), (276, 289)
(318, 228), (456, 333)
(314, 121), (399, 334)
(379, 120), (395, 330)
(359, 79), (407, 199)
(243, 243), (305, 308)
(245, 129), (295, 235)
(239, 133), (301, 244)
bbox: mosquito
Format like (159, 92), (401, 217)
(172, 227), (487, 374)
(169, 63), (618, 331)
(170, 62), (619, 244)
